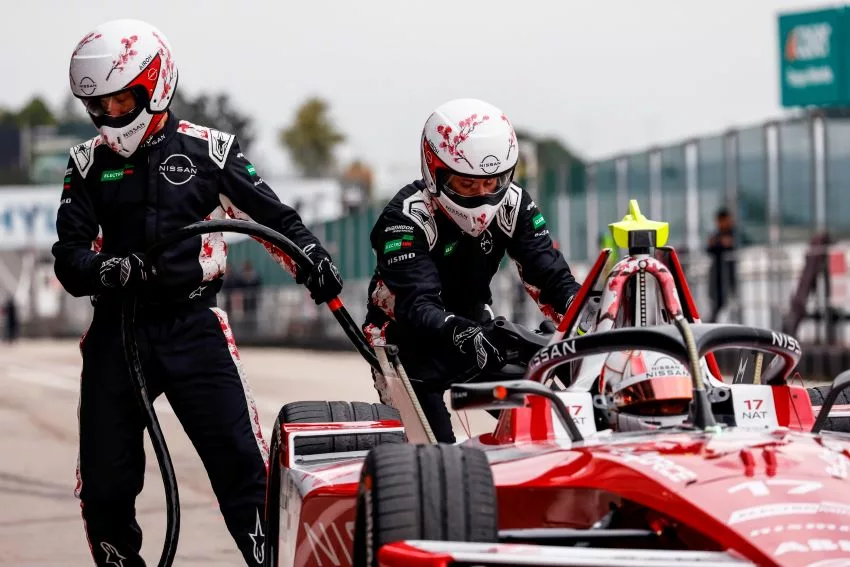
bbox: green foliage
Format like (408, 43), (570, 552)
(279, 97), (346, 178)
(0, 96), (57, 127)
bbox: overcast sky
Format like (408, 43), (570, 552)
(0, 0), (828, 181)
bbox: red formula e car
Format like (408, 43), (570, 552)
(255, 202), (850, 567)
(128, 203), (850, 567)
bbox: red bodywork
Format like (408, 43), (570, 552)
(272, 248), (849, 567)
(277, 420), (850, 567)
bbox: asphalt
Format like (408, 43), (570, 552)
(0, 338), (831, 566)
(0, 339), (494, 566)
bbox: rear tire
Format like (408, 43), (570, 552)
(279, 400), (405, 455)
(353, 443), (498, 567)
(808, 386), (850, 433)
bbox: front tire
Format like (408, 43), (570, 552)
(352, 443), (498, 567)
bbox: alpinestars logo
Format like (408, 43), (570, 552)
(213, 132), (229, 158)
(249, 508), (265, 564)
(189, 285), (207, 299)
(407, 203), (437, 248)
(402, 193), (439, 249)
(497, 185), (522, 236)
(209, 129), (235, 168)
(100, 542), (126, 567)
(501, 193), (517, 223)
(73, 142), (92, 171)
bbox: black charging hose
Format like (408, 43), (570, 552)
(121, 296), (180, 567)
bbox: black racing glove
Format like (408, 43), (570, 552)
(98, 253), (151, 290)
(296, 247), (343, 305)
(440, 314), (504, 372)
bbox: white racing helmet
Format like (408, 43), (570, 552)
(601, 350), (693, 423)
(69, 19), (179, 157)
(420, 98), (519, 237)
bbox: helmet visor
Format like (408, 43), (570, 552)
(615, 376), (693, 416)
(82, 88), (140, 117)
(81, 86), (149, 129)
(436, 168), (514, 208)
(443, 171), (513, 197)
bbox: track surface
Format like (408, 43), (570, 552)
(1, 339), (830, 566)
(0, 339), (494, 566)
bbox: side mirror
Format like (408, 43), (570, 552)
(811, 369), (850, 433)
(450, 380), (585, 442)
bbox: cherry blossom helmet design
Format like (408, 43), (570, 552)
(420, 98), (519, 237)
(69, 19), (178, 157)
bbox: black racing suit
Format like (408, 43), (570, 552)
(362, 180), (581, 442)
(53, 113), (332, 567)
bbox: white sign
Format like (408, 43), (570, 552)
(0, 185), (63, 250)
(0, 177), (346, 252)
(731, 384), (780, 429)
(553, 391), (598, 438)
